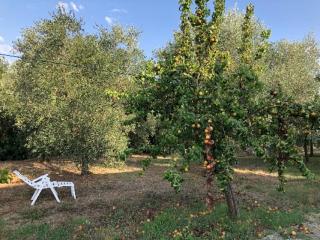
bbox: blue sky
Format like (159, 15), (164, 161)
(0, 0), (319, 60)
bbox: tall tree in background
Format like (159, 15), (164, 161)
(299, 97), (320, 161)
(260, 37), (320, 160)
(262, 36), (320, 103)
(218, 8), (269, 75)
(11, 9), (143, 174)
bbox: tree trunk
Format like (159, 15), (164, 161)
(304, 135), (309, 163)
(310, 137), (314, 157)
(81, 158), (90, 175)
(224, 182), (239, 218)
(203, 124), (239, 218)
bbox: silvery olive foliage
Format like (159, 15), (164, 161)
(11, 9), (143, 174)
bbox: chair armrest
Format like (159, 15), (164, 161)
(33, 174), (49, 182)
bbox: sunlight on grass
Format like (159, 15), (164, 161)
(235, 168), (306, 180)
(89, 165), (141, 175)
(153, 163), (171, 167)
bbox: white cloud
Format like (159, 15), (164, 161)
(70, 1), (79, 12)
(111, 8), (128, 14)
(105, 16), (113, 25)
(0, 36), (11, 54)
(0, 43), (14, 63)
(56, 1), (84, 12)
(0, 37), (15, 63)
(0, 43), (11, 54)
(57, 1), (69, 11)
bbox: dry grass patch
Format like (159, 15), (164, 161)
(0, 155), (319, 239)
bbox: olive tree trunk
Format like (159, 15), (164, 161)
(310, 137), (314, 157)
(304, 135), (309, 163)
(81, 158), (90, 175)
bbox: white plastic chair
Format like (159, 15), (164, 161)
(13, 170), (76, 206)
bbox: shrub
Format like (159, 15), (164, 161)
(0, 111), (28, 161)
(0, 168), (12, 184)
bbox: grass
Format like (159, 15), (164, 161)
(237, 155), (320, 209)
(268, 181), (320, 208)
(20, 208), (47, 221)
(238, 155), (320, 178)
(0, 218), (6, 236)
(1, 155), (319, 239)
(0, 218), (91, 240)
(141, 202), (304, 240)
(0, 203), (305, 240)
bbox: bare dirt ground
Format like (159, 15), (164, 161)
(1, 155), (320, 239)
(0, 156), (210, 229)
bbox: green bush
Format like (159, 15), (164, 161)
(0, 111), (28, 161)
(128, 113), (159, 151)
(0, 168), (12, 184)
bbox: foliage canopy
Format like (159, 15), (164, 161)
(10, 9), (143, 174)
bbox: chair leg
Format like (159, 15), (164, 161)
(50, 186), (61, 203)
(31, 189), (39, 201)
(71, 185), (76, 199)
(31, 189), (42, 206)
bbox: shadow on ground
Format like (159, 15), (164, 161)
(1, 155), (320, 239)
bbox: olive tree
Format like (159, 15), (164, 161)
(262, 36), (320, 103)
(11, 9), (143, 174)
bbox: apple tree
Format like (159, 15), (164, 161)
(252, 87), (314, 191)
(136, 0), (271, 218)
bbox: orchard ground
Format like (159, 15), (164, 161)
(0, 154), (320, 240)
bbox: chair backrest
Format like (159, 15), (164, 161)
(13, 170), (37, 188)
